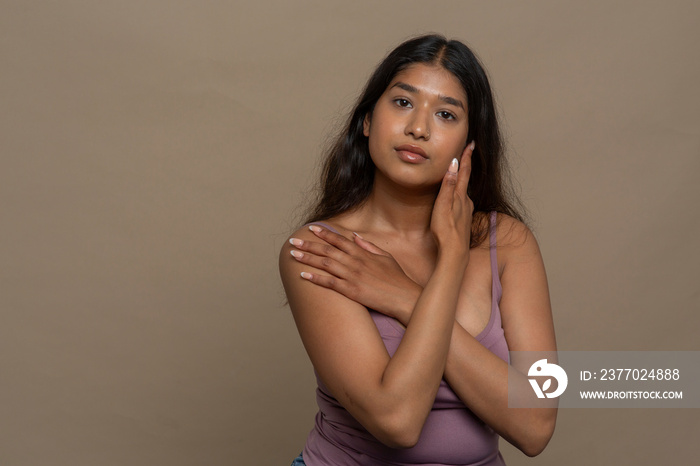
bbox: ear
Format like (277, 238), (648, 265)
(363, 113), (371, 137)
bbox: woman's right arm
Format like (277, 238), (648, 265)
(280, 156), (472, 448)
(280, 228), (464, 448)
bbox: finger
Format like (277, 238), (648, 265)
(290, 237), (342, 259)
(300, 271), (351, 296)
(455, 141), (474, 196)
(290, 248), (352, 277)
(307, 224), (357, 254)
(435, 157), (459, 206)
(436, 158), (458, 210)
(290, 236), (352, 264)
(352, 232), (391, 257)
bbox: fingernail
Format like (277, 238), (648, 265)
(300, 272), (313, 279)
(449, 158), (459, 173)
(290, 250), (303, 258)
(308, 225), (322, 233)
(469, 141), (476, 151)
(289, 238), (303, 247)
(352, 231), (364, 239)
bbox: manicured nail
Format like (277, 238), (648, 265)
(352, 231), (364, 239)
(449, 158), (459, 173)
(308, 225), (322, 233)
(469, 141), (476, 151)
(300, 272), (313, 279)
(290, 250), (303, 259)
(289, 238), (303, 247)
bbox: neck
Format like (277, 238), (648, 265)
(353, 172), (439, 239)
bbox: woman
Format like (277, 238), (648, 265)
(280, 34), (557, 465)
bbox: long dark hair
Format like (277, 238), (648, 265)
(304, 34), (526, 247)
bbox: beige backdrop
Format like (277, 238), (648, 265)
(2, 1), (699, 464)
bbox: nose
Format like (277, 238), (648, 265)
(405, 108), (430, 140)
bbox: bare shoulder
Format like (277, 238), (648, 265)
(494, 213), (541, 266)
(278, 219), (387, 359)
(495, 213), (532, 245)
(279, 220), (346, 264)
(279, 223), (340, 292)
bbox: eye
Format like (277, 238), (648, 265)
(394, 98), (412, 108)
(437, 110), (456, 120)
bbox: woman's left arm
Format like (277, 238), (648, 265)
(441, 218), (557, 457)
(290, 219), (558, 456)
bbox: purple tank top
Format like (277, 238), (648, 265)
(303, 212), (508, 465)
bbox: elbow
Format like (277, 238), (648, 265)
(372, 411), (423, 449)
(351, 390), (432, 449)
(382, 428), (421, 450)
(381, 431), (420, 450)
(520, 439), (548, 458)
(516, 413), (556, 457)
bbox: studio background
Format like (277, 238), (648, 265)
(1, 1), (698, 464)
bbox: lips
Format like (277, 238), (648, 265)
(395, 144), (428, 163)
(395, 144), (427, 158)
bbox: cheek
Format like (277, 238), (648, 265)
(366, 116), (396, 149)
(437, 133), (468, 158)
(366, 128), (384, 164)
(367, 102), (404, 136)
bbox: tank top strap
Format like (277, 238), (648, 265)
(489, 211), (503, 302)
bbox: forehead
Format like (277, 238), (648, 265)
(388, 63), (467, 102)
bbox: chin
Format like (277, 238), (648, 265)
(387, 172), (441, 193)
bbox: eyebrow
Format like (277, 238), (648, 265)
(391, 81), (465, 110)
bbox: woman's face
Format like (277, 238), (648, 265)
(364, 63), (469, 190)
